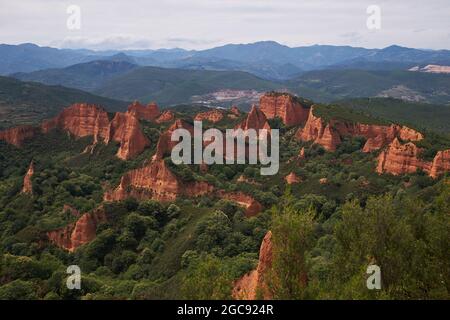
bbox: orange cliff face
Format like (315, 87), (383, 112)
(233, 231), (273, 300)
(376, 138), (429, 175)
(430, 150), (450, 178)
(377, 138), (450, 177)
(109, 111), (150, 160)
(296, 107), (341, 151)
(128, 101), (160, 121)
(0, 125), (39, 147)
(259, 93), (310, 126)
(218, 191), (263, 217)
(41, 103), (149, 160)
(104, 159), (213, 202)
(154, 119), (194, 160)
(296, 107), (424, 153)
(235, 105), (271, 131)
(47, 207), (107, 251)
(21, 162), (34, 194)
(194, 109), (224, 123)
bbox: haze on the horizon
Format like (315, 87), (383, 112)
(0, 0), (449, 51)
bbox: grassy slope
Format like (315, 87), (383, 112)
(95, 66), (282, 106)
(0, 76), (128, 129)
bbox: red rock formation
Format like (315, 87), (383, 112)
(219, 191), (263, 217)
(156, 110), (175, 123)
(41, 103), (111, 143)
(0, 125), (39, 147)
(233, 231), (273, 300)
(430, 150), (450, 178)
(297, 108), (341, 151)
(42, 104), (149, 160)
(299, 147), (306, 159)
(154, 119), (194, 160)
(104, 159), (213, 202)
(63, 205), (81, 217)
(376, 138), (429, 175)
(235, 105), (271, 131)
(47, 207), (107, 251)
(194, 109), (224, 123)
(21, 162), (34, 194)
(109, 111), (150, 160)
(127, 101), (160, 121)
(259, 93), (310, 126)
(285, 172), (301, 184)
(297, 107), (424, 152)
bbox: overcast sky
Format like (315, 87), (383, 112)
(0, 0), (449, 50)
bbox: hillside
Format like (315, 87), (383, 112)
(288, 69), (450, 105)
(13, 60), (139, 92)
(0, 76), (128, 128)
(337, 97), (450, 135)
(94, 66), (282, 106)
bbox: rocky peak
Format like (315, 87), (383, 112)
(236, 105), (271, 131)
(47, 206), (107, 251)
(154, 119), (194, 160)
(21, 161), (34, 194)
(259, 93), (310, 126)
(233, 231), (273, 300)
(230, 105), (241, 116)
(128, 101), (160, 121)
(285, 172), (301, 184)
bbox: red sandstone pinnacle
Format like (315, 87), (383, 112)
(376, 138), (450, 178)
(194, 109), (224, 123)
(235, 105), (271, 131)
(21, 161), (34, 194)
(109, 111), (150, 160)
(127, 101), (160, 121)
(41, 104), (149, 160)
(0, 125), (39, 147)
(259, 93), (310, 126)
(233, 231), (273, 300)
(47, 206), (107, 251)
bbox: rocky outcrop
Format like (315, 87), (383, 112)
(42, 104), (149, 160)
(104, 159), (213, 202)
(430, 150), (450, 178)
(299, 147), (306, 159)
(230, 106), (241, 116)
(41, 103), (111, 142)
(259, 93), (310, 126)
(219, 191), (263, 217)
(235, 105), (271, 131)
(154, 119), (194, 160)
(0, 125), (39, 147)
(233, 231), (273, 300)
(297, 107), (423, 152)
(376, 138), (429, 175)
(109, 111), (150, 160)
(194, 109), (224, 123)
(285, 172), (301, 184)
(128, 101), (160, 121)
(21, 162), (34, 194)
(377, 138), (450, 177)
(47, 207), (107, 251)
(156, 110), (175, 123)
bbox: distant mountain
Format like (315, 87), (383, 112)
(288, 69), (450, 105)
(3, 42), (450, 81)
(13, 60), (139, 92)
(94, 66), (282, 106)
(0, 76), (128, 128)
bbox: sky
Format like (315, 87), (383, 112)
(0, 0), (449, 51)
